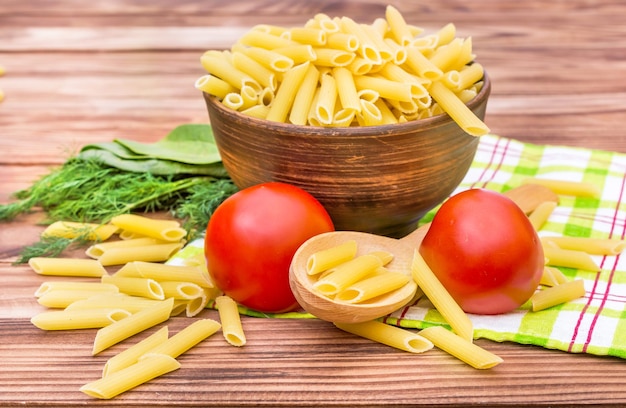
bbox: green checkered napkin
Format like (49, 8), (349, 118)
(169, 134), (626, 359)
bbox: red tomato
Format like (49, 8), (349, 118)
(204, 182), (334, 313)
(419, 188), (544, 315)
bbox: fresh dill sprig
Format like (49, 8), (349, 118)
(2, 157), (238, 263)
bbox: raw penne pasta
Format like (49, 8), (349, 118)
(385, 5), (413, 46)
(326, 32), (359, 52)
(215, 295), (246, 347)
(335, 271), (410, 303)
(119, 261), (214, 288)
(143, 319), (221, 359)
(272, 44), (316, 64)
(310, 13), (340, 33)
(312, 47), (355, 67)
(97, 242), (184, 266)
(103, 326), (169, 376)
(306, 240), (358, 275)
(38, 289), (120, 309)
(289, 63), (320, 125)
(34, 281), (118, 298)
(374, 98), (399, 124)
(287, 27), (327, 46)
(453, 62), (484, 91)
(266, 62), (311, 123)
(334, 320), (433, 354)
(222, 93), (244, 110)
(316, 72), (338, 124)
(428, 81), (489, 136)
(354, 75), (415, 102)
(28, 257), (107, 277)
(238, 30), (294, 50)
(42, 221), (118, 241)
(540, 266), (562, 287)
(80, 354), (180, 399)
(333, 67), (360, 113)
(521, 178), (601, 198)
(340, 16), (381, 63)
(110, 214), (186, 242)
(240, 46), (294, 72)
(65, 293), (163, 313)
(528, 200), (558, 230)
(431, 23), (457, 48)
(200, 53), (262, 92)
(232, 51), (278, 91)
(357, 98), (383, 126)
(419, 326), (502, 369)
(360, 23), (393, 62)
(404, 46), (443, 81)
(159, 281), (204, 300)
(314, 254), (383, 296)
(541, 236), (626, 255)
(241, 104), (270, 119)
(384, 38), (407, 64)
(543, 246), (600, 272)
(531, 279), (586, 311)
(429, 38), (463, 71)
(92, 298), (174, 355)
(194, 74), (237, 99)
(411, 250), (474, 342)
(101, 275), (165, 300)
(31, 308), (131, 330)
(86, 237), (165, 259)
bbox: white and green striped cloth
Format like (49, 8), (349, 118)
(170, 134), (626, 359)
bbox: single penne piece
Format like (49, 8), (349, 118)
(97, 242), (184, 266)
(385, 5), (413, 46)
(313, 254), (383, 296)
(368, 250), (394, 266)
(238, 30), (294, 50)
(353, 75), (415, 102)
(110, 214), (186, 242)
(360, 23), (394, 62)
(418, 326), (503, 369)
(312, 13), (340, 33)
(539, 266), (561, 287)
(130, 261), (214, 288)
(250, 23), (287, 36)
(428, 81), (490, 137)
(159, 281), (204, 300)
(335, 271), (411, 303)
(170, 300), (188, 317)
(326, 32), (359, 52)
(232, 51), (278, 91)
(38, 289), (119, 309)
(521, 178), (601, 198)
(543, 246), (600, 272)
(374, 98), (399, 125)
(411, 250), (474, 342)
(35, 281), (118, 298)
(332, 67), (360, 113)
(357, 98), (383, 126)
(42, 221), (118, 241)
(200, 53), (262, 92)
(311, 47), (355, 67)
(86, 237), (165, 259)
(306, 240), (358, 275)
(531, 279), (586, 311)
(240, 46), (294, 72)
(541, 236), (626, 256)
(28, 257), (107, 278)
(334, 320), (433, 354)
(272, 44), (316, 64)
(266, 61), (311, 123)
(287, 27), (327, 46)
(222, 93), (244, 110)
(194, 74), (237, 99)
(80, 354), (180, 400)
(315, 71), (338, 124)
(103, 326), (169, 377)
(289, 63), (320, 125)
(92, 298), (174, 355)
(31, 308), (131, 330)
(65, 293), (163, 313)
(340, 16), (381, 64)
(101, 275), (165, 300)
(432, 23), (457, 48)
(184, 292), (212, 317)
(143, 319), (221, 359)
(404, 46), (443, 81)
(241, 104), (271, 120)
(429, 38), (463, 71)
(215, 295), (246, 347)
(453, 62), (484, 91)
(528, 200), (558, 230)
(347, 57), (374, 75)
(384, 38), (407, 65)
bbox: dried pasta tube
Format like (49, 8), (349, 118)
(31, 309), (131, 330)
(216, 295), (247, 347)
(334, 320), (433, 353)
(103, 326), (169, 376)
(80, 354), (180, 399)
(42, 221), (118, 241)
(110, 214), (186, 242)
(531, 279), (586, 311)
(314, 254), (383, 296)
(419, 326), (503, 369)
(144, 319), (221, 358)
(29, 257), (107, 277)
(306, 240), (358, 275)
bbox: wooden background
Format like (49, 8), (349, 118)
(1, 1), (626, 406)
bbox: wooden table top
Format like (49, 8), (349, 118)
(1, 1), (626, 406)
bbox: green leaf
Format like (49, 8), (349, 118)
(114, 124), (221, 165)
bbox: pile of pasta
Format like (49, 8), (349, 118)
(196, 5), (489, 136)
(309, 179), (625, 369)
(28, 214), (246, 399)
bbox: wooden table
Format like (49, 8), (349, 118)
(1, 1), (626, 406)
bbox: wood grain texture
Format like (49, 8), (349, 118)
(1, 1), (626, 406)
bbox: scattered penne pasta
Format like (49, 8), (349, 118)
(541, 236), (626, 256)
(334, 320), (433, 354)
(42, 221), (118, 241)
(215, 295), (247, 347)
(521, 178), (601, 198)
(29, 257), (107, 277)
(103, 326), (169, 376)
(531, 279), (586, 312)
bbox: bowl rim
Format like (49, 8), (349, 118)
(204, 71), (491, 136)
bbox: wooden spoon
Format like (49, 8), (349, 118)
(289, 184), (558, 324)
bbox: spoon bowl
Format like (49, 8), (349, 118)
(289, 184), (559, 323)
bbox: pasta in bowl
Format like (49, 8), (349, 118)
(198, 8), (491, 237)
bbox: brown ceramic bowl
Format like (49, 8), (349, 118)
(203, 74), (490, 238)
